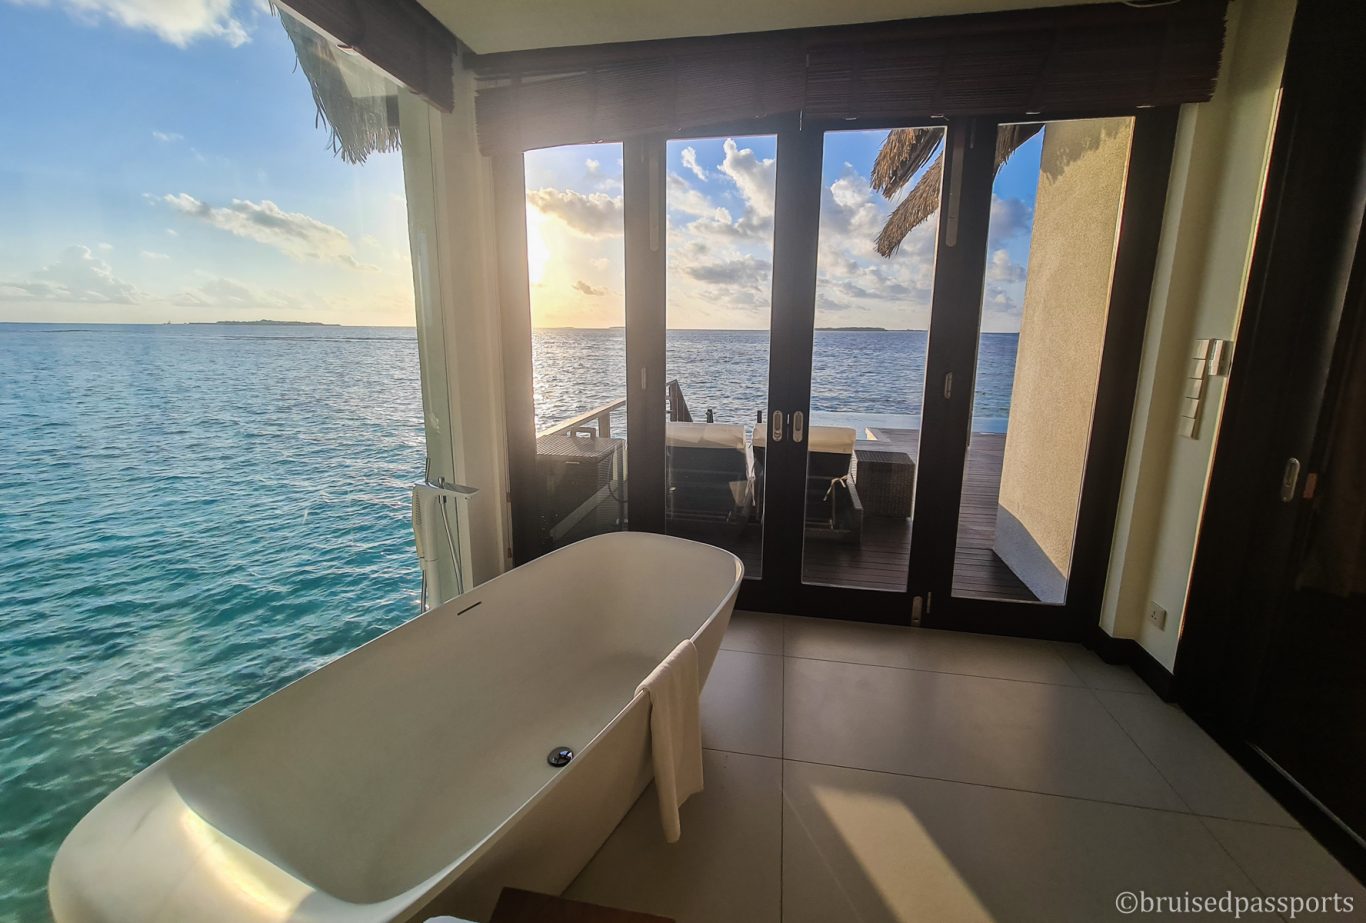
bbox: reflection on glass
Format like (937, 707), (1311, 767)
(800, 126), (945, 591)
(952, 117), (1134, 603)
(664, 136), (777, 578)
(523, 144), (628, 554)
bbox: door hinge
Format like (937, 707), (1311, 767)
(911, 595), (924, 627)
(943, 372), (953, 400)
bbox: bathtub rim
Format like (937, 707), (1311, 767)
(49, 532), (743, 922)
(392, 533), (743, 918)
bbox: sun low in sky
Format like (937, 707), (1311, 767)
(0, 0), (415, 327)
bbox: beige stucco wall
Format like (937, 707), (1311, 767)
(1100, 0), (1296, 670)
(994, 119), (1133, 604)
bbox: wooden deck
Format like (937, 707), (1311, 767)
(718, 429), (1037, 601)
(555, 426), (1038, 602)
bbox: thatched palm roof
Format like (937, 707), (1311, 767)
(873, 123), (1043, 257)
(277, 8), (401, 165)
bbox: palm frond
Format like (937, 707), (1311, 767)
(995, 123), (1043, 173)
(875, 158), (943, 257)
(873, 122), (1044, 258)
(871, 128), (943, 199)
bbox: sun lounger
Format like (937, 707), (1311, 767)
(666, 422), (751, 532)
(752, 425), (863, 543)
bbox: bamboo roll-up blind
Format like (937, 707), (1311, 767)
(473, 0), (1227, 154)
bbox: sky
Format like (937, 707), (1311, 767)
(524, 127), (1043, 332)
(0, 0), (1042, 331)
(0, 0), (415, 326)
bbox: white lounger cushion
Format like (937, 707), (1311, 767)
(666, 422), (746, 451)
(752, 425), (855, 455)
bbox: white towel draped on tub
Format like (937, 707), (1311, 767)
(636, 638), (704, 843)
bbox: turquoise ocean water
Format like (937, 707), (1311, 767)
(0, 323), (1017, 920)
(0, 324), (426, 921)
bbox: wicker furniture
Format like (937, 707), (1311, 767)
(854, 447), (915, 518)
(535, 429), (625, 548)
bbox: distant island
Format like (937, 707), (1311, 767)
(209, 320), (339, 326)
(817, 326), (888, 332)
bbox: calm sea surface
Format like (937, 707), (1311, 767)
(534, 328), (1019, 434)
(0, 323), (425, 921)
(0, 324), (1016, 920)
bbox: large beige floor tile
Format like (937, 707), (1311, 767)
(566, 750), (781, 923)
(784, 618), (1083, 686)
(782, 760), (1273, 923)
(784, 656), (1186, 810)
(1204, 819), (1366, 916)
(1058, 646), (1154, 695)
(701, 649), (783, 757)
(1096, 691), (1297, 827)
(721, 610), (785, 654)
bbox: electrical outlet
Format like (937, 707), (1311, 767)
(1147, 602), (1168, 630)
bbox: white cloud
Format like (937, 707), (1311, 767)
(986, 248), (1026, 284)
(683, 254), (771, 285)
(25, 0), (251, 47)
(572, 280), (607, 296)
(151, 130), (184, 143)
(719, 138), (776, 219)
(810, 162), (940, 323)
(585, 159), (600, 175)
(161, 192), (376, 269)
(169, 274), (295, 311)
(0, 245), (141, 304)
(165, 228), (179, 237)
(140, 250), (171, 260)
(526, 187), (623, 238)
(96, 242), (114, 251)
(989, 195), (1033, 246)
(680, 146), (708, 181)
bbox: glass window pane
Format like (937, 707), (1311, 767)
(952, 117), (1135, 603)
(523, 144), (628, 553)
(664, 136), (777, 578)
(802, 127), (945, 591)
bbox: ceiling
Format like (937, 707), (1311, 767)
(419, 0), (1111, 55)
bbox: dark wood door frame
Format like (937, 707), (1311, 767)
(1176, 0), (1366, 880)
(622, 136), (668, 536)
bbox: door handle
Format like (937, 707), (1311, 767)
(771, 410), (784, 443)
(792, 410), (805, 444)
(1280, 457), (1301, 502)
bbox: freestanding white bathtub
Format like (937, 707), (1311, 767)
(49, 532), (742, 923)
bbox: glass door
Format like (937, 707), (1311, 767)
(499, 113), (1173, 632)
(800, 126), (945, 594)
(519, 143), (629, 557)
(662, 135), (778, 581)
(757, 113), (1172, 629)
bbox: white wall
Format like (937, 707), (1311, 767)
(1100, 0), (1296, 670)
(400, 67), (512, 591)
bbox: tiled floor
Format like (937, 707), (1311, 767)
(565, 612), (1365, 922)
